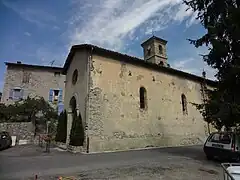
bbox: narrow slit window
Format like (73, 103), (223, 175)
(22, 71), (30, 83)
(140, 87), (147, 109)
(181, 94), (188, 115)
(159, 45), (163, 54)
(147, 46), (151, 56)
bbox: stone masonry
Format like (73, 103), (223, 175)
(0, 122), (34, 143)
(63, 37), (217, 153)
(0, 36), (216, 153)
(87, 54), (213, 152)
(1, 63), (65, 105)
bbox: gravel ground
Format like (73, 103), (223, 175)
(1, 145), (223, 180)
(31, 155), (222, 180)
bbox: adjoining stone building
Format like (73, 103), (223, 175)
(63, 36), (217, 153)
(1, 61), (65, 114)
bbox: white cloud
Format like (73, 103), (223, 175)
(24, 32), (31, 37)
(66, 0), (215, 80)
(172, 57), (217, 80)
(171, 58), (195, 69)
(2, 0), (56, 27)
(67, 0), (199, 51)
(34, 46), (67, 66)
(2, 0), (213, 81)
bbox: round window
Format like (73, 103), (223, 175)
(72, 69), (78, 85)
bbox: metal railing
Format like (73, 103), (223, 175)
(222, 163), (240, 180)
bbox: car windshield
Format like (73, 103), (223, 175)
(210, 133), (232, 144)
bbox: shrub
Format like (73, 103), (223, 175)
(55, 110), (67, 143)
(69, 110), (85, 146)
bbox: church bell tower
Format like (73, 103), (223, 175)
(141, 36), (168, 67)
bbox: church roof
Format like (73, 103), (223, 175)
(141, 36), (167, 47)
(63, 44), (217, 86)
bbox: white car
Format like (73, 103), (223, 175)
(204, 132), (240, 161)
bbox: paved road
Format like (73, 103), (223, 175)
(0, 145), (222, 180)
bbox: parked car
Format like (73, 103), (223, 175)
(0, 131), (12, 150)
(204, 131), (240, 162)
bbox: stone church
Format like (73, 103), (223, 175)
(63, 36), (216, 153)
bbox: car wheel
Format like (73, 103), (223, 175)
(235, 156), (240, 162)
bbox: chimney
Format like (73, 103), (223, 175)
(17, 61), (22, 64)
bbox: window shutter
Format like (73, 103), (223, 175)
(58, 103), (64, 115)
(9, 89), (14, 99)
(49, 89), (53, 102)
(20, 89), (24, 99)
(58, 89), (63, 103)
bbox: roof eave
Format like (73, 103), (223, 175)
(5, 62), (63, 71)
(62, 44), (217, 87)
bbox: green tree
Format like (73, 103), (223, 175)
(18, 96), (58, 134)
(69, 111), (85, 146)
(0, 103), (17, 122)
(184, 0), (240, 130)
(0, 96), (58, 134)
(55, 110), (67, 143)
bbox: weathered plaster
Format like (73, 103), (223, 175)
(64, 50), (88, 119)
(64, 50), (89, 150)
(88, 54), (215, 152)
(1, 66), (65, 104)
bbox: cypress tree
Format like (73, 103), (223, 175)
(69, 110), (85, 146)
(55, 110), (67, 143)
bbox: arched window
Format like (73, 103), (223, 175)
(72, 69), (78, 85)
(140, 87), (147, 109)
(159, 45), (163, 54)
(181, 94), (188, 115)
(147, 46), (151, 56)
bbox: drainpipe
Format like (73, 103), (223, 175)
(85, 46), (94, 153)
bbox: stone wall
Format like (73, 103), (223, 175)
(64, 50), (89, 122)
(1, 65), (65, 105)
(87, 54), (215, 152)
(64, 50), (89, 149)
(0, 122), (34, 143)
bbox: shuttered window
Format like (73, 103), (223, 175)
(9, 88), (24, 101)
(58, 103), (64, 115)
(49, 89), (63, 103)
(49, 89), (54, 102)
(58, 89), (63, 103)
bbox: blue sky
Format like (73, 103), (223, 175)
(0, 0), (216, 92)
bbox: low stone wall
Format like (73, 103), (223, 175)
(88, 134), (206, 153)
(0, 122), (34, 144)
(55, 141), (67, 150)
(67, 144), (85, 153)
